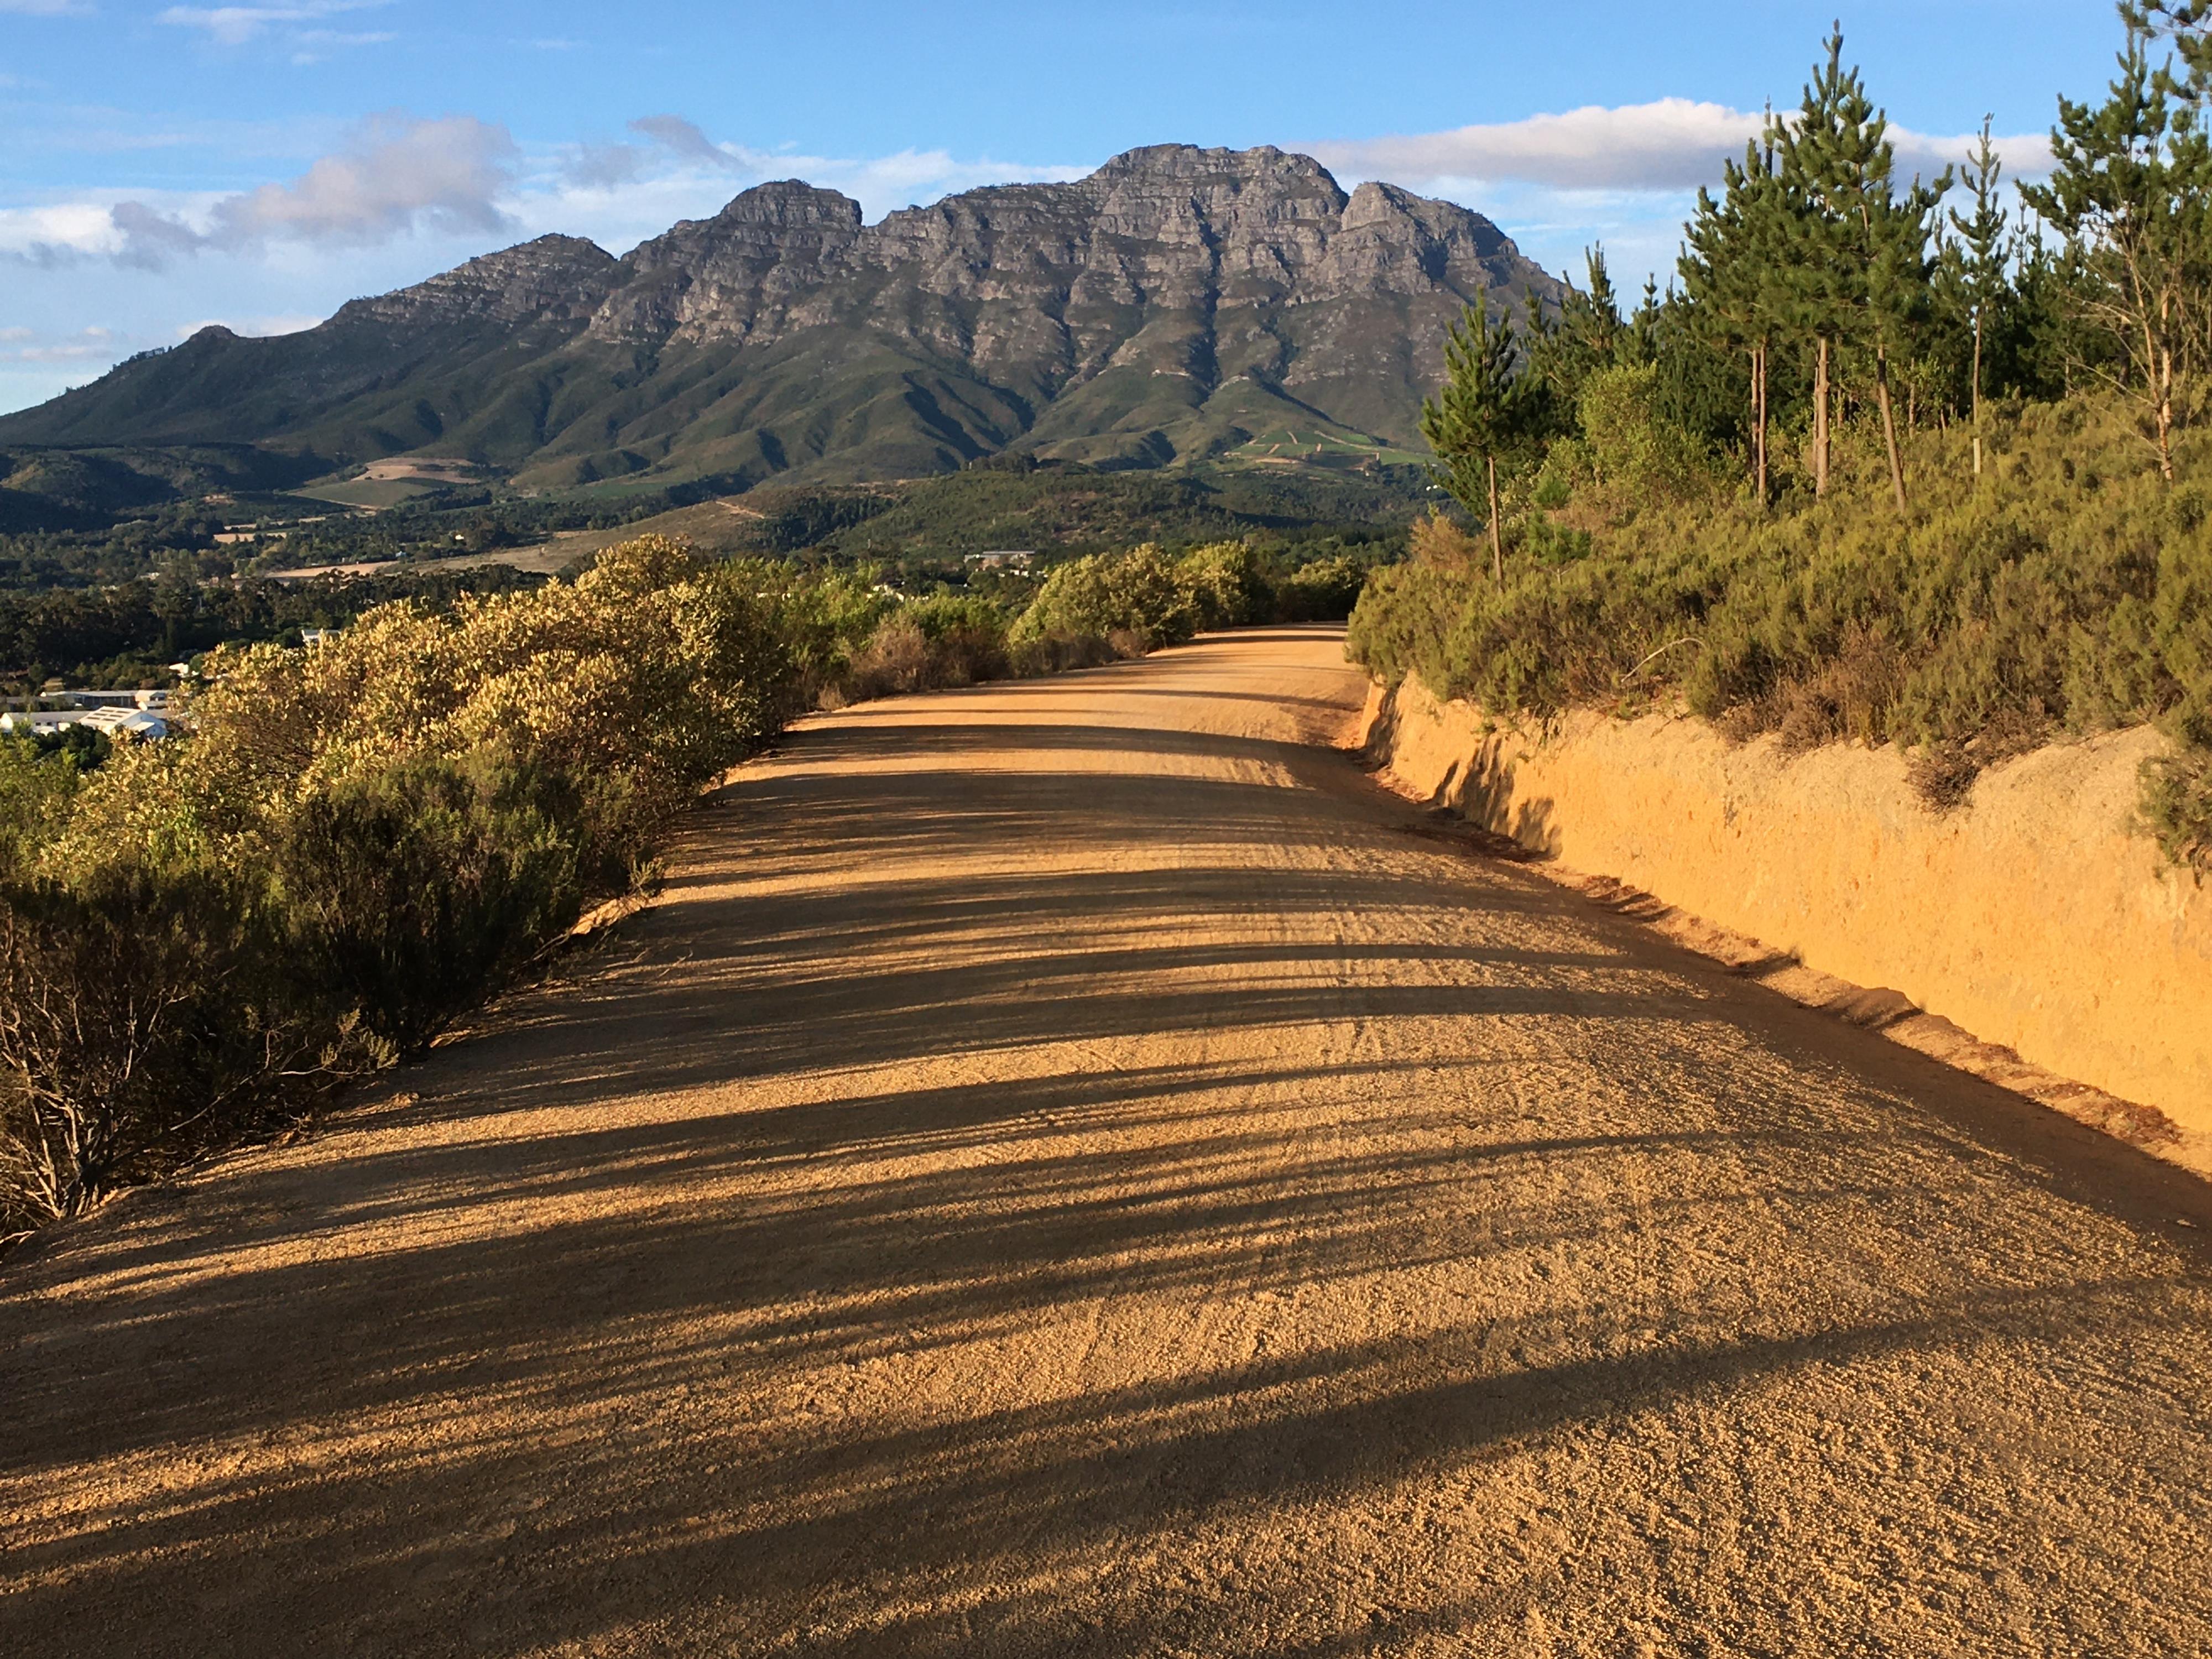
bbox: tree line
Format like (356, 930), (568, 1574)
(1422, 3), (2212, 538)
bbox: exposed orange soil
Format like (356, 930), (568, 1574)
(4, 626), (2210, 1656)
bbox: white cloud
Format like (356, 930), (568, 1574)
(291, 28), (394, 64)
(107, 113), (518, 266)
(0, 325), (123, 362)
(1311, 98), (2051, 195)
(0, 198), (132, 262)
(158, 0), (386, 48)
(552, 117), (1090, 222)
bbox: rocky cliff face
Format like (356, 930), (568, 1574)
(335, 234), (622, 334)
(586, 146), (1534, 364)
(586, 186), (864, 347)
(0, 144), (1561, 484)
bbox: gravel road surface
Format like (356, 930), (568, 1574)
(5, 625), (2210, 1657)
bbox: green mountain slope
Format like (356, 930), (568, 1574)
(0, 146), (1560, 495)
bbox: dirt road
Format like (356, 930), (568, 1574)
(6, 627), (2210, 1657)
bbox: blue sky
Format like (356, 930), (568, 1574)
(1, 1), (2126, 414)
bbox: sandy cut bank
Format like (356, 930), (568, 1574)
(1359, 673), (2212, 1167)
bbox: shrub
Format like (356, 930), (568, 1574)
(1559, 364), (1719, 507)
(1177, 541), (1271, 628)
(1277, 553), (1373, 620)
(842, 616), (935, 701)
(0, 739), (84, 877)
(1349, 397), (2212, 863)
(1006, 631), (1120, 676)
(1, 536), (805, 1233)
(0, 857), (336, 1229)
(1010, 542), (1201, 648)
(273, 752), (589, 1056)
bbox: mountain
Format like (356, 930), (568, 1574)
(0, 145), (1563, 492)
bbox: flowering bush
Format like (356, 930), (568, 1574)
(0, 539), (802, 1232)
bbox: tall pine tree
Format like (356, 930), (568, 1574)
(1945, 117), (2013, 477)
(2024, 5), (2212, 479)
(1420, 294), (1528, 585)
(1681, 126), (1787, 502)
(1776, 28), (1949, 509)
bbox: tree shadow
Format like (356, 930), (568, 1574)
(5, 642), (2211, 1657)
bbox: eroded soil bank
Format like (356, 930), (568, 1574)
(1362, 673), (2212, 1168)
(4, 628), (2209, 1657)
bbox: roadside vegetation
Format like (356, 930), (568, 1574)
(0, 529), (1369, 1240)
(1353, 6), (2212, 869)
(0, 539), (791, 1234)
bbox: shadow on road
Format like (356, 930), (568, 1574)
(5, 630), (2209, 1657)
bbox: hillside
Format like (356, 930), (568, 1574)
(0, 145), (1559, 493)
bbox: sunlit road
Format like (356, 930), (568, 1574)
(5, 626), (2210, 1657)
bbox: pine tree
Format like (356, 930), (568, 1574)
(1562, 247), (1626, 367)
(1420, 294), (1527, 585)
(1773, 51), (1850, 498)
(1947, 117), (2014, 477)
(1776, 27), (1949, 509)
(2023, 6), (2212, 480)
(1528, 247), (1627, 413)
(1681, 127), (1786, 502)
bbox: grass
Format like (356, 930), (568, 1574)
(289, 478), (445, 510)
(1219, 428), (1430, 470)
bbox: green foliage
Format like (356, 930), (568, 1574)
(0, 536), (806, 1234)
(272, 753), (589, 1056)
(1005, 536), (1386, 653)
(1010, 544), (1202, 649)
(1276, 554), (1374, 621)
(838, 596), (1017, 701)
(1176, 541), (1272, 629)
(0, 739), (85, 874)
(1352, 398), (2212, 862)
(1420, 296), (1540, 564)
(1547, 366), (1718, 505)
(1527, 249), (1635, 420)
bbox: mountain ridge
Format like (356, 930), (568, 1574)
(0, 144), (1562, 491)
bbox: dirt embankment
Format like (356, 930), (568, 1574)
(1362, 672), (2212, 1170)
(4, 629), (2209, 1658)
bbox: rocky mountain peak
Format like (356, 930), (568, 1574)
(0, 143), (1563, 484)
(334, 233), (620, 333)
(711, 180), (865, 230)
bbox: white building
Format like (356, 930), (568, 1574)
(0, 705), (171, 741)
(64, 688), (171, 711)
(0, 709), (91, 737)
(81, 708), (170, 741)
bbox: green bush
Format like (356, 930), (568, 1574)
(0, 739), (84, 876)
(1176, 541), (1271, 628)
(1008, 537), (1383, 648)
(273, 753), (589, 1056)
(1349, 398), (2212, 863)
(1276, 554), (1371, 622)
(1545, 364), (1719, 507)
(0, 536), (805, 1234)
(0, 857), (330, 1225)
(1010, 542), (1201, 649)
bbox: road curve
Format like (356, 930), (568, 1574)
(5, 625), (2210, 1657)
